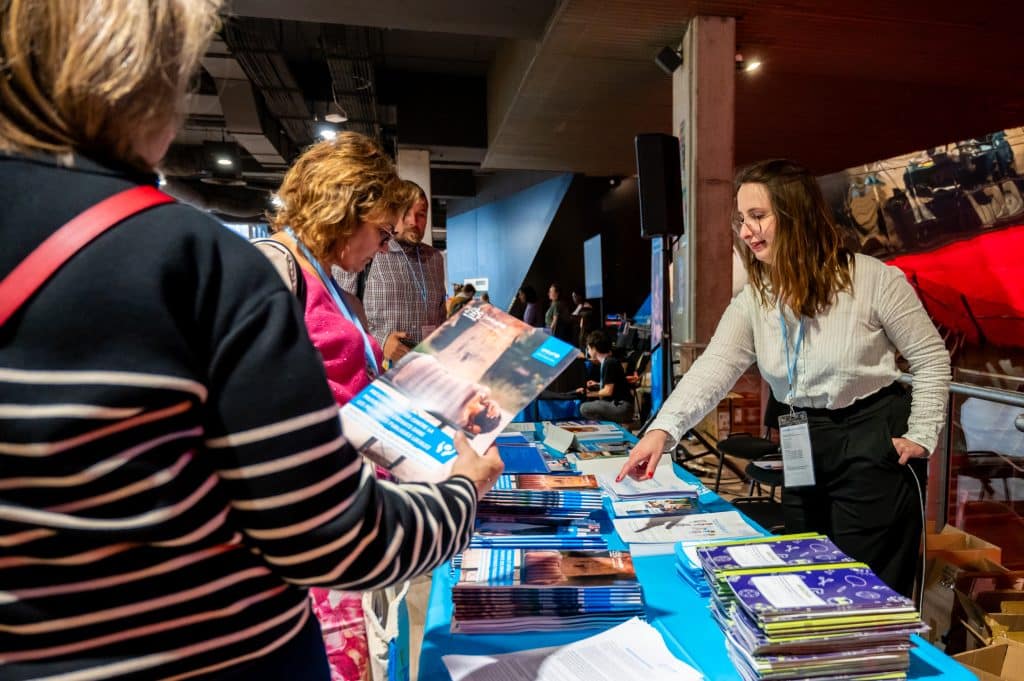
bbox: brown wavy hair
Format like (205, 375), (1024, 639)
(0, 0), (222, 169)
(269, 132), (402, 263)
(735, 159), (853, 318)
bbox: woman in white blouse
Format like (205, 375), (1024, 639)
(617, 159), (950, 596)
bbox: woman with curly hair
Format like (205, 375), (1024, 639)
(264, 133), (415, 679)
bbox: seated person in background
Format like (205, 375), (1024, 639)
(448, 283), (476, 317)
(577, 330), (635, 423)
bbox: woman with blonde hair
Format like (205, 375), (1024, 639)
(263, 132), (412, 680)
(0, 2), (502, 680)
(618, 159), (950, 597)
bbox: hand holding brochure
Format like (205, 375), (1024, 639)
(340, 301), (578, 481)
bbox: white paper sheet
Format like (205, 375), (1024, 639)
(598, 467), (698, 499)
(441, 617), (702, 681)
(612, 510), (760, 545)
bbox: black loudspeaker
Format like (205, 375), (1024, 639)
(635, 133), (684, 238)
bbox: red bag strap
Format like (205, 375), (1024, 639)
(0, 185), (174, 327)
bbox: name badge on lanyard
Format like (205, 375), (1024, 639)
(779, 311), (815, 488)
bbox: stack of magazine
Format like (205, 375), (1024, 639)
(477, 474), (604, 520)
(472, 473), (606, 550)
(495, 433), (576, 474)
(451, 548), (645, 633)
(471, 517), (605, 550)
(695, 536), (927, 681)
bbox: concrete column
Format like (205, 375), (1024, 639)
(397, 148), (433, 246)
(671, 16), (736, 344)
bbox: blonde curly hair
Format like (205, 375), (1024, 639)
(270, 132), (402, 263)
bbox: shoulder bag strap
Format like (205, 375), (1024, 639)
(0, 185), (174, 327)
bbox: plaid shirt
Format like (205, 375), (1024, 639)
(335, 239), (447, 346)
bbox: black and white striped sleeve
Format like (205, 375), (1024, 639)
(202, 288), (477, 588)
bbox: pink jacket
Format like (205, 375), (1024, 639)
(301, 270), (383, 405)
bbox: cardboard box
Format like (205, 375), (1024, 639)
(921, 557), (1008, 650)
(953, 640), (1024, 681)
(955, 583), (1024, 652)
(926, 524), (1002, 567)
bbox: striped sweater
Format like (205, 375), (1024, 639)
(0, 154), (477, 680)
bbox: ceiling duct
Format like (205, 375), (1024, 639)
(321, 25), (382, 142)
(223, 20), (314, 148)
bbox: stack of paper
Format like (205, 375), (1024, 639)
(611, 497), (698, 518)
(613, 510), (760, 546)
(451, 549), (645, 634)
(477, 474), (604, 520)
(573, 438), (633, 456)
(598, 467), (700, 501)
(441, 617), (702, 681)
(697, 538), (928, 681)
(552, 420), (625, 441)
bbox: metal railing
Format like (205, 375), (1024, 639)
(899, 373), (1024, 525)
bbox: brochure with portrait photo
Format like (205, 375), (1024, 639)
(340, 301), (579, 481)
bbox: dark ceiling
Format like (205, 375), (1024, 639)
(166, 0), (1024, 221)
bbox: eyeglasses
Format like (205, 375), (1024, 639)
(731, 211), (773, 236)
(376, 225), (396, 247)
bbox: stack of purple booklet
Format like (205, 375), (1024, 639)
(698, 538), (927, 681)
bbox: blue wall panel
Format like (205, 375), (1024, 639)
(447, 174), (573, 310)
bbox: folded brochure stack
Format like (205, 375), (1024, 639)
(471, 474), (606, 550)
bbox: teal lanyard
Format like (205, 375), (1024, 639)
(286, 228), (379, 378)
(779, 309), (805, 403)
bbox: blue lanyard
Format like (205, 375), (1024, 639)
(779, 309), (805, 402)
(286, 228), (379, 378)
(402, 244), (428, 304)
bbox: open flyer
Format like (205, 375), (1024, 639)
(340, 301), (579, 481)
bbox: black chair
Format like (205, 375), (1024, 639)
(713, 393), (786, 502)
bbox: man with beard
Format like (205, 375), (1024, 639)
(337, 180), (447, 362)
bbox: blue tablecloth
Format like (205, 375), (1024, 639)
(419, 427), (972, 681)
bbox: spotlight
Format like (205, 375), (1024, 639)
(735, 53), (763, 73)
(216, 157), (234, 167)
(318, 126), (338, 141)
(654, 46), (682, 75)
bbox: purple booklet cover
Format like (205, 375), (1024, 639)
(726, 566), (915, 617)
(698, 536), (852, 572)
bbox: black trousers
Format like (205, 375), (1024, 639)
(782, 383), (926, 597)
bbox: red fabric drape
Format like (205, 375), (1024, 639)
(888, 225), (1024, 348)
